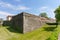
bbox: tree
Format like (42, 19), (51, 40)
(54, 6), (60, 27)
(39, 12), (48, 18)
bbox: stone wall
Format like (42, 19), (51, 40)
(11, 12), (46, 33)
(11, 13), (23, 33)
(23, 13), (44, 33)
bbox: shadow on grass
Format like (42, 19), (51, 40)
(2, 21), (23, 34)
(43, 27), (56, 31)
(46, 38), (51, 40)
(7, 27), (23, 34)
(3, 25), (23, 34)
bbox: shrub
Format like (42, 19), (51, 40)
(3, 21), (11, 26)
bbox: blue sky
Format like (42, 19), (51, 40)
(0, 0), (60, 20)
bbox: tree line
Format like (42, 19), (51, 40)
(39, 6), (60, 27)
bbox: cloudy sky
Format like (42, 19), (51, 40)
(0, 0), (60, 20)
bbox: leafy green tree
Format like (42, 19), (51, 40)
(39, 12), (48, 18)
(54, 6), (60, 27)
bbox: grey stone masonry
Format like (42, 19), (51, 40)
(11, 12), (46, 33)
(23, 12), (43, 33)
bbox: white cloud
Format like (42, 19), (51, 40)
(16, 6), (30, 10)
(39, 6), (48, 12)
(38, 6), (55, 18)
(0, 1), (14, 8)
(14, 0), (21, 2)
(0, 11), (15, 16)
(0, 1), (30, 10)
(40, 6), (48, 10)
(0, 11), (15, 20)
(0, 16), (4, 18)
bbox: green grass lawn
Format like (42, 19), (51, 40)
(0, 24), (60, 40)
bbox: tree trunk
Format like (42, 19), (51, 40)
(56, 23), (58, 28)
(56, 20), (58, 28)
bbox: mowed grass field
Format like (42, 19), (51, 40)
(0, 24), (60, 40)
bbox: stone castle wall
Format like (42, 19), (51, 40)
(11, 12), (46, 33)
(11, 13), (23, 33)
(23, 13), (44, 33)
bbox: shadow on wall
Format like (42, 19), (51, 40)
(3, 21), (23, 34)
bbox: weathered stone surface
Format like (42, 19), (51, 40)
(11, 13), (23, 33)
(11, 12), (46, 33)
(23, 13), (43, 33)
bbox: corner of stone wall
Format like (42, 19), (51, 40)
(23, 13), (26, 33)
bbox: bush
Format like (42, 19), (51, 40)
(3, 21), (11, 26)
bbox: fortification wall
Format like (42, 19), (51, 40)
(23, 13), (44, 33)
(11, 12), (46, 33)
(11, 13), (23, 33)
